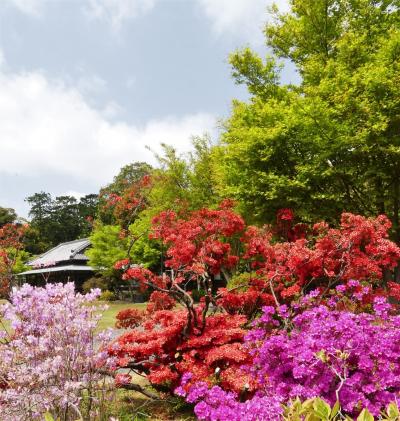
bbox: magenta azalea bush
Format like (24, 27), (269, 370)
(179, 290), (400, 420)
(176, 376), (283, 421)
(0, 282), (114, 420)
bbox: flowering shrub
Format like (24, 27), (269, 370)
(176, 380), (283, 421)
(0, 223), (28, 298)
(110, 307), (251, 392)
(0, 282), (114, 420)
(243, 213), (400, 302)
(111, 206), (400, 400)
(180, 291), (400, 419)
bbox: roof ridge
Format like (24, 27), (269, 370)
(28, 238), (91, 265)
(70, 240), (91, 258)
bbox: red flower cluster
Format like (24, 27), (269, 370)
(243, 213), (400, 302)
(217, 287), (274, 317)
(150, 204), (245, 276)
(110, 308), (251, 392)
(0, 223), (27, 298)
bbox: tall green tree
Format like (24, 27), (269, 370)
(86, 224), (128, 276)
(219, 0), (400, 238)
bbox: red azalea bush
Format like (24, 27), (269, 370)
(0, 223), (28, 298)
(110, 308), (251, 392)
(109, 204), (400, 402)
(242, 213), (400, 302)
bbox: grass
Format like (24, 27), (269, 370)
(107, 391), (196, 421)
(97, 300), (147, 331)
(0, 299), (146, 332)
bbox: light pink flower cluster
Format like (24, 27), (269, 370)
(0, 282), (114, 420)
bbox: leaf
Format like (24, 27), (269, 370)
(313, 397), (331, 420)
(331, 400), (340, 419)
(357, 408), (374, 421)
(386, 402), (400, 419)
(299, 398), (314, 410)
(305, 414), (321, 421)
(44, 413), (55, 421)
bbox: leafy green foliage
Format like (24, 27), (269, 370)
(218, 1), (400, 236)
(282, 398), (400, 421)
(87, 224), (128, 276)
(0, 207), (17, 227)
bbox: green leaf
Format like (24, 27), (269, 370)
(357, 408), (374, 421)
(313, 397), (331, 420)
(44, 413), (55, 421)
(386, 402), (400, 419)
(331, 400), (340, 419)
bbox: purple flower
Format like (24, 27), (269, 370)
(348, 279), (360, 288)
(336, 284), (346, 293)
(308, 289), (320, 298)
(278, 304), (289, 318)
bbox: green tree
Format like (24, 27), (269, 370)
(89, 139), (219, 274)
(51, 196), (80, 244)
(0, 207), (17, 227)
(219, 0), (400, 235)
(25, 192), (99, 253)
(86, 224), (129, 276)
(77, 194), (98, 237)
(25, 192), (53, 251)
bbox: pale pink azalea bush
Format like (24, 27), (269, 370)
(0, 282), (115, 420)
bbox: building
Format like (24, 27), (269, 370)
(17, 238), (94, 289)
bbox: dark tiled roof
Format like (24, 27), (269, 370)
(28, 238), (90, 267)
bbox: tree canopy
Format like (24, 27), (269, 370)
(217, 0), (400, 240)
(25, 192), (98, 253)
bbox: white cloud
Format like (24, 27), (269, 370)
(0, 69), (216, 188)
(76, 74), (107, 95)
(62, 191), (87, 200)
(6, 0), (156, 27)
(85, 0), (156, 30)
(5, 0), (43, 16)
(197, 0), (289, 45)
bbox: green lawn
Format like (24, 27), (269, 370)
(0, 299), (146, 332)
(97, 301), (147, 331)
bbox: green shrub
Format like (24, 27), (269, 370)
(82, 276), (109, 294)
(282, 398), (400, 421)
(226, 272), (256, 291)
(100, 290), (116, 301)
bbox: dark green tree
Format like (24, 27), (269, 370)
(0, 207), (17, 226)
(25, 192), (99, 253)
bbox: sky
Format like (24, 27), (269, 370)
(0, 0), (293, 218)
